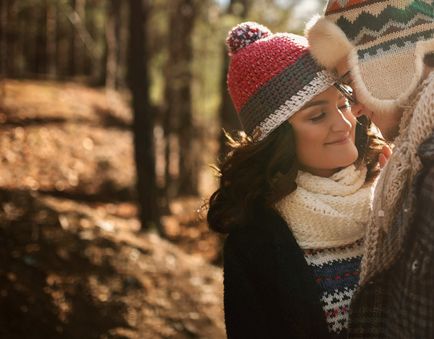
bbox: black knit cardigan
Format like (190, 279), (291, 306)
(223, 206), (332, 339)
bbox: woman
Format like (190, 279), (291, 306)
(207, 22), (386, 339)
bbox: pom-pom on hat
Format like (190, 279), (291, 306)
(226, 22), (335, 141)
(306, 0), (434, 114)
(226, 22), (271, 54)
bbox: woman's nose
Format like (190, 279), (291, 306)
(331, 109), (353, 132)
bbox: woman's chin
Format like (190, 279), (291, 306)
(338, 151), (359, 169)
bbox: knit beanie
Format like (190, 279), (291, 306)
(226, 22), (335, 141)
(306, 0), (434, 114)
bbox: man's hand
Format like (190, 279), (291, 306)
(379, 144), (392, 169)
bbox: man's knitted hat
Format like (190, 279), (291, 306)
(226, 22), (335, 141)
(306, 0), (434, 114)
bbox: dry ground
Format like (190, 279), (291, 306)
(0, 80), (225, 339)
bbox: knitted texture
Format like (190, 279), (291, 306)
(304, 239), (364, 336)
(306, 0), (434, 112)
(275, 165), (371, 249)
(360, 71), (434, 285)
(226, 21), (271, 54)
(226, 22), (335, 140)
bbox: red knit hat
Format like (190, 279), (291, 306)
(226, 22), (335, 141)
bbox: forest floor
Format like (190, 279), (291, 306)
(0, 80), (225, 339)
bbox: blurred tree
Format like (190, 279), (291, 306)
(217, 0), (251, 158)
(56, 0), (69, 78)
(117, 2), (129, 88)
(69, 0), (86, 76)
(0, 0), (7, 103)
(21, 2), (35, 75)
(128, 0), (160, 231)
(34, 3), (47, 74)
(163, 0), (202, 198)
(105, 0), (121, 89)
(0, 0), (7, 78)
(249, 0), (296, 31)
(46, 0), (58, 78)
(6, 1), (19, 76)
(85, 1), (105, 85)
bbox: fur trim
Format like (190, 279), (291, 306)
(305, 15), (354, 69)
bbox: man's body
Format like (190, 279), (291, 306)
(349, 70), (434, 338)
(305, 1), (434, 337)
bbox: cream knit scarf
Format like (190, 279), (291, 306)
(274, 165), (371, 249)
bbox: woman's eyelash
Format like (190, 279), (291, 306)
(310, 101), (350, 122)
(310, 112), (326, 122)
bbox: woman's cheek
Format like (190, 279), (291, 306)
(297, 128), (322, 159)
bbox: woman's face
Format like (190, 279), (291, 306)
(289, 86), (358, 177)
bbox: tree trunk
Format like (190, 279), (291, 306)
(22, 5), (33, 76)
(74, 0), (86, 76)
(105, 0), (121, 89)
(35, 5), (46, 75)
(128, 0), (160, 232)
(56, 1), (70, 79)
(6, 1), (18, 77)
(0, 0), (7, 78)
(68, 0), (86, 76)
(0, 0), (7, 103)
(163, 0), (200, 198)
(69, 0), (76, 76)
(46, 0), (58, 78)
(85, 1), (104, 85)
(117, 2), (128, 88)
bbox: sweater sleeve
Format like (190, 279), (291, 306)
(417, 165), (434, 252)
(417, 131), (434, 256)
(223, 233), (270, 339)
(416, 165), (434, 336)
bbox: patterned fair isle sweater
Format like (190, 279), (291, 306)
(303, 239), (364, 339)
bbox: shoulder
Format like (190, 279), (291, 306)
(418, 131), (434, 166)
(224, 206), (297, 264)
(416, 131), (434, 200)
(225, 207), (286, 250)
(414, 132), (434, 217)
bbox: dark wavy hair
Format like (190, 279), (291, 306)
(207, 116), (386, 234)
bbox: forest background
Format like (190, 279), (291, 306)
(0, 0), (325, 338)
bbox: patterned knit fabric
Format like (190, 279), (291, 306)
(306, 0), (434, 112)
(226, 22), (335, 141)
(304, 239), (364, 337)
(327, 0), (433, 98)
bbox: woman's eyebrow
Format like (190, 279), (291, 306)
(301, 100), (328, 109)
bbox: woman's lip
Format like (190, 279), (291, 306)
(325, 137), (350, 145)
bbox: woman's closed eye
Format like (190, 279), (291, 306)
(310, 111), (326, 122)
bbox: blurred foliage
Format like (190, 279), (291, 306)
(2, 0), (325, 123)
